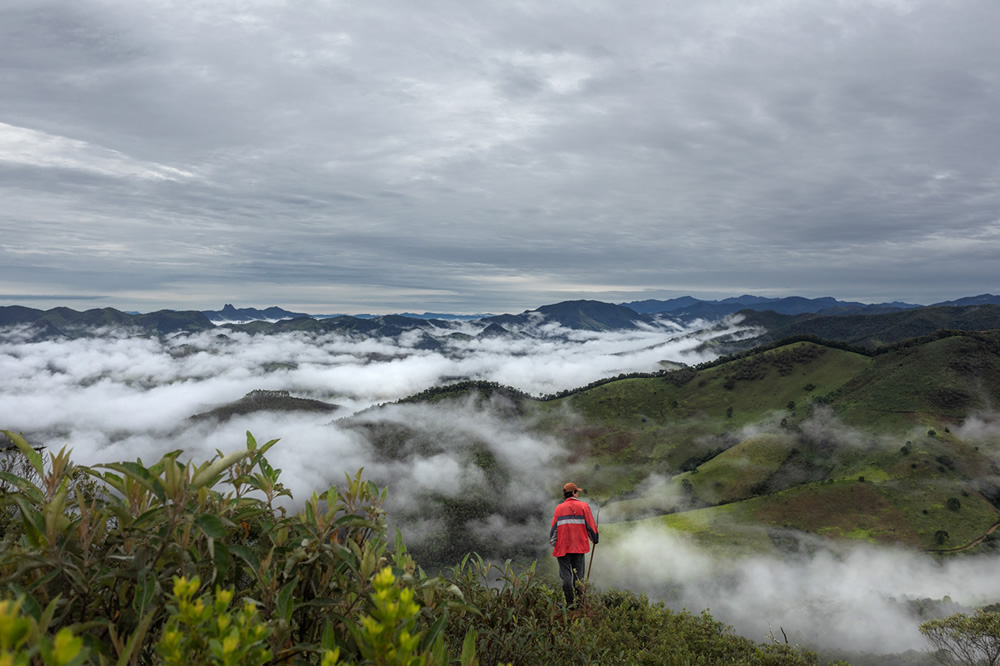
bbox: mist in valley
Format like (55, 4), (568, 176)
(3, 318), (1000, 660)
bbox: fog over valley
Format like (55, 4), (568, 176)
(0, 318), (735, 480)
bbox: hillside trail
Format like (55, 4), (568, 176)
(926, 490), (1000, 554)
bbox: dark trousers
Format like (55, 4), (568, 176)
(557, 553), (586, 605)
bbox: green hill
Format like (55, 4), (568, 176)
(189, 389), (340, 422)
(535, 342), (870, 486)
(357, 332), (1000, 561)
(570, 333), (1000, 554)
(834, 331), (1000, 429)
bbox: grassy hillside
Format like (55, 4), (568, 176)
(531, 342), (871, 494)
(602, 477), (1000, 558)
(556, 333), (1000, 554)
(834, 331), (1000, 429)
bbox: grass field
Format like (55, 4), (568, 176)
(527, 335), (1000, 553)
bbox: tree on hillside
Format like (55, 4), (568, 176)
(921, 610), (1000, 665)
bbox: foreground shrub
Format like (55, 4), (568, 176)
(156, 576), (273, 665)
(445, 555), (595, 663)
(0, 597), (88, 666)
(0, 430), (472, 664)
(1, 430), (829, 665)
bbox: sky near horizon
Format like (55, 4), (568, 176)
(2, 0), (999, 315)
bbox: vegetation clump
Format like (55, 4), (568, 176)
(0, 430), (832, 665)
(921, 609), (1000, 666)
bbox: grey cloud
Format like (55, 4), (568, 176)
(2, 0), (1000, 312)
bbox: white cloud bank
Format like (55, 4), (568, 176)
(597, 526), (1000, 656)
(0, 320), (727, 489)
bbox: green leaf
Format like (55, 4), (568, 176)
(430, 634), (448, 665)
(229, 544), (261, 573)
(130, 506), (168, 530)
(258, 438), (280, 457)
(276, 577), (298, 624)
(296, 597), (340, 609)
(0, 470), (46, 504)
(304, 496), (317, 525)
(36, 595), (62, 633)
(3, 583), (27, 607)
(88, 468), (122, 491)
(190, 450), (253, 490)
(460, 627), (478, 666)
(2, 430), (44, 479)
(320, 619), (338, 651)
(421, 611), (449, 652)
(98, 462), (166, 503)
(195, 513), (226, 539)
(259, 456), (274, 478)
(360, 545), (376, 581)
(51, 628), (86, 666)
(212, 541), (231, 581)
(114, 608), (156, 666)
(8, 495), (47, 546)
(132, 569), (157, 616)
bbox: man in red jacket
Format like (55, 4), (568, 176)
(549, 482), (599, 606)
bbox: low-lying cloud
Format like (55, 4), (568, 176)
(0, 319), (725, 493)
(597, 526), (1000, 656)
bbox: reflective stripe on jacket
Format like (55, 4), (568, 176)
(549, 497), (598, 557)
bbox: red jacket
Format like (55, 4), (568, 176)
(549, 497), (598, 557)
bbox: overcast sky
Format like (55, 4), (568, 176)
(2, 0), (999, 314)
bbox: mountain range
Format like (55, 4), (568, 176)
(4, 295), (1000, 353)
(204, 294), (1000, 325)
(201, 303), (491, 322)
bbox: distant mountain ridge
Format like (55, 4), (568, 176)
(733, 303), (1000, 351)
(621, 294), (926, 320)
(202, 304), (494, 323)
(202, 304), (315, 322)
(195, 294), (1000, 325)
(3, 294), (1000, 348)
(0, 306), (216, 336)
(481, 299), (661, 331)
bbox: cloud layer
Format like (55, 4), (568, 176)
(599, 526), (1000, 656)
(0, 319), (720, 475)
(3, 1), (1000, 312)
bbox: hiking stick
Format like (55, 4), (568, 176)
(586, 506), (600, 582)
